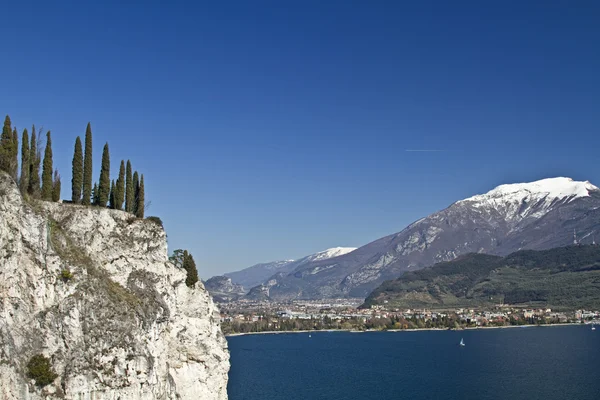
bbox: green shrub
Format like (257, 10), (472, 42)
(145, 216), (163, 227)
(26, 354), (58, 387)
(60, 268), (73, 282)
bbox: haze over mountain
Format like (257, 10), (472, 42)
(223, 247), (357, 290)
(246, 177), (600, 300)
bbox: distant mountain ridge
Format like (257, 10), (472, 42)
(207, 247), (356, 300)
(361, 245), (600, 310)
(246, 177), (600, 300)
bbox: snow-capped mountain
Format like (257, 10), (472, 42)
(254, 177), (600, 300)
(222, 247), (357, 292)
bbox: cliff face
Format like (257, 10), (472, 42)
(0, 173), (229, 399)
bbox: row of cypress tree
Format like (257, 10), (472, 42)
(0, 116), (61, 201)
(71, 123), (145, 218)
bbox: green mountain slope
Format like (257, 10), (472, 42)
(361, 246), (600, 310)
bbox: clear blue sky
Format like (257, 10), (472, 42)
(1, 1), (599, 277)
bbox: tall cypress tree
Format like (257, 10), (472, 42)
(19, 129), (29, 194)
(11, 127), (18, 180)
(82, 123), (93, 205)
(132, 171), (139, 216)
(183, 251), (199, 288)
(41, 131), (54, 201)
(0, 116), (13, 175)
(115, 160), (125, 210)
(52, 169), (61, 202)
(136, 174), (145, 218)
(109, 179), (116, 209)
(28, 126), (41, 198)
(71, 136), (83, 203)
(125, 160), (133, 213)
(97, 143), (110, 207)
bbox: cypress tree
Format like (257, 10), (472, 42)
(182, 250), (199, 288)
(82, 123), (93, 205)
(52, 169), (61, 202)
(0, 116), (13, 175)
(41, 131), (53, 201)
(109, 179), (116, 209)
(97, 143), (110, 207)
(28, 126), (41, 198)
(71, 136), (83, 203)
(115, 160), (125, 210)
(125, 160), (133, 213)
(11, 127), (18, 180)
(132, 171), (139, 216)
(92, 182), (99, 205)
(19, 129), (29, 194)
(136, 174), (145, 218)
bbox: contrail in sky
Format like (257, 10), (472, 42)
(404, 149), (446, 152)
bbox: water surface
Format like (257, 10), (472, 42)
(227, 326), (600, 400)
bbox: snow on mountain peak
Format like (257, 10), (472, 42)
(464, 177), (598, 204)
(308, 247), (357, 261)
(456, 177), (598, 223)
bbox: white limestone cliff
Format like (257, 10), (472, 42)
(0, 172), (229, 399)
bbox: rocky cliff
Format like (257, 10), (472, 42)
(0, 172), (229, 399)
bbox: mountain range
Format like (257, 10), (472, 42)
(361, 245), (600, 310)
(212, 177), (600, 301)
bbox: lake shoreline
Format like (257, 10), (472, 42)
(225, 322), (586, 337)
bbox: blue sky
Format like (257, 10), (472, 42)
(1, 1), (599, 277)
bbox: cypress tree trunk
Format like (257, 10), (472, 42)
(132, 171), (139, 216)
(97, 142), (110, 207)
(71, 136), (83, 203)
(125, 160), (133, 213)
(41, 131), (53, 201)
(82, 123), (93, 205)
(136, 174), (145, 218)
(109, 179), (116, 209)
(52, 169), (61, 202)
(19, 129), (29, 194)
(28, 126), (41, 198)
(115, 160), (125, 210)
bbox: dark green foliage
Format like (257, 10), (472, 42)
(132, 171), (139, 215)
(71, 136), (83, 203)
(125, 160), (133, 213)
(26, 354), (58, 387)
(182, 250), (199, 288)
(146, 216), (163, 227)
(109, 179), (115, 209)
(60, 268), (73, 282)
(169, 249), (185, 268)
(52, 170), (61, 202)
(92, 182), (99, 205)
(82, 123), (93, 205)
(41, 131), (54, 201)
(97, 142), (110, 207)
(19, 129), (29, 193)
(362, 246), (600, 310)
(11, 127), (18, 179)
(28, 126), (41, 198)
(0, 115), (15, 177)
(136, 174), (145, 218)
(115, 160), (125, 210)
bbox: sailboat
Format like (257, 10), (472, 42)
(459, 338), (465, 347)
(592, 325), (596, 331)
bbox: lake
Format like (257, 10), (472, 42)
(227, 325), (600, 400)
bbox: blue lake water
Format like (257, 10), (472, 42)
(227, 325), (600, 400)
